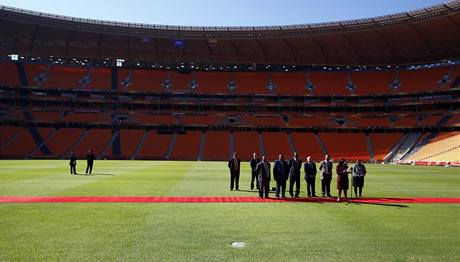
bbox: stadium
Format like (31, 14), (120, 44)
(0, 1), (459, 261)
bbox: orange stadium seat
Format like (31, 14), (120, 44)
(234, 72), (268, 94)
(42, 65), (86, 89)
(0, 129), (38, 158)
(178, 115), (224, 125)
(101, 129), (145, 159)
(119, 69), (167, 92)
(240, 115), (285, 127)
(87, 68), (111, 90)
(31, 111), (62, 122)
(194, 72), (230, 93)
(29, 128), (57, 157)
(370, 133), (403, 161)
(64, 112), (110, 123)
(271, 72), (306, 95)
(202, 131), (230, 161)
(320, 133), (370, 161)
(45, 128), (85, 157)
(130, 113), (177, 125)
(262, 132), (293, 161)
(168, 71), (193, 92)
(233, 131), (261, 161)
(170, 131), (201, 160)
(0, 61), (20, 86)
(73, 129), (112, 158)
(287, 115), (333, 127)
(290, 132), (324, 161)
(136, 131), (172, 159)
(352, 71), (395, 95)
(0, 127), (22, 146)
(24, 63), (49, 87)
(398, 67), (449, 93)
(309, 71), (349, 96)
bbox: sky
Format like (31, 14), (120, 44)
(0, 0), (448, 27)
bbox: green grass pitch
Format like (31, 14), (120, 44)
(0, 160), (459, 261)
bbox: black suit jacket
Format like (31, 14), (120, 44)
(304, 161), (317, 180)
(273, 160), (289, 182)
(250, 158), (260, 173)
(288, 158), (302, 177)
(86, 153), (95, 163)
(256, 161), (271, 182)
(228, 158), (241, 175)
(69, 156), (77, 166)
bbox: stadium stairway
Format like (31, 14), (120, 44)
(258, 132), (266, 157)
(229, 132), (235, 155)
(130, 130), (148, 160)
(98, 130), (120, 160)
(315, 133), (328, 156)
(165, 133), (177, 160)
(23, 111), (52, 156)
(27, 128), (58, 159)
(15, 62), (29, 86)
(111, 68), (118, 90)
(402, 115), (452, 161)
(0, 128), (25, 151)
(366, 134), (376, 162)
(383, 134), (407, 162)
(112, 128), (121, 157)
(385, 133), (422, 163)
(197, 132), (206, 161)
(287, 133), (296, 154)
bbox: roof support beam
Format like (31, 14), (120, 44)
(341, 33), (362, 65)
(256, 40), (268, 63)
(29, 25), (39, 53)
(229, 40), (241, 63)
(408, 24), (434, 57)
(65, 30), (72, 56)
(281, 39), (297, 64)
(373, 29), (397, 64)
(310, 35), (328, 65)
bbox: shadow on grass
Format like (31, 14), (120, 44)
(69, 173), (115, 176)
(346, 201), (409, 208)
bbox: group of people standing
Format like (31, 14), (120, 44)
(228, 152), (367, 202)
(69, 150), (96, 175)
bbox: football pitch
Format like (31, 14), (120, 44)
(0, 160), (459, 261)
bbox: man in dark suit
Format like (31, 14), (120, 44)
(273, 154), (289, 198)
(304, 156), (317, 197)
(86, 149), (95, 175)
(256, 155), (271, 198)
(288, 152), (302, 198)
(319, 154), (333, 197)
(249, 152), (260, 190)
(69, 152), (77, 175)
(228, 152), (241, 191)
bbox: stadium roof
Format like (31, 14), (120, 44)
(1, 2), (460, 66)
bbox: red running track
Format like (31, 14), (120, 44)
(0, 196), (459, 204)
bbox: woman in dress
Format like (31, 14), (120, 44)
(336, 159), (349, 202)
